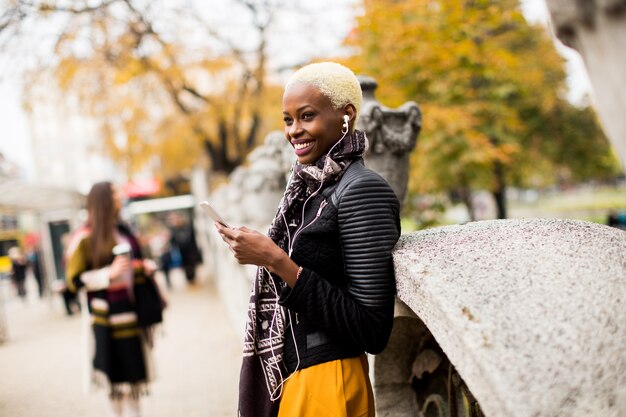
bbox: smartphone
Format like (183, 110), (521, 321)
(199, 201), (231, 228)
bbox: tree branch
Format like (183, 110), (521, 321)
(37, 0), (123, 14)
(121, 0), (213, 107)
(0, 3), (27, 34)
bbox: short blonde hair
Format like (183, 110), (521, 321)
(285, 62), (362, 120)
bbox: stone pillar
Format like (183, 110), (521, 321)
(354, 76), (424, 416)
(545, 0), (626, 168)
(373, 302), (424, 416)
(357, 76), (422, 206)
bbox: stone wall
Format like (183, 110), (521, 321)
(201, 131), (293, 330)
(386, 218), (626, 417)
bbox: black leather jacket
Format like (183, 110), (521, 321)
(278, 158), (401, 373)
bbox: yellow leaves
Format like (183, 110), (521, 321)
(153, 120), (202, 178)
(95, 90), (205, 179)
(197, 56), (237, 74)
(496, 143), (519, 165)
(38, 2), (58, 15)
(32, 10), (275, 176)
(55, 58), (81, 89)
(348, 0), (580, 197)
(113, 58), (145, 85)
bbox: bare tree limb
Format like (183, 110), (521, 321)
(37, 0), (123, 14)
(0, 4), (27, 33)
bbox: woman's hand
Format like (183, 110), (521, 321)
(215, 223), (300, 287)
(143, 258), (158, 276)
(109, 255), (130, 280)
(215, 223), (279, 267)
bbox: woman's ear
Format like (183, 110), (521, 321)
(343, 104), (357, 125)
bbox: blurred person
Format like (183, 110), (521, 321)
(8, 246), (28, 300)
(54, 232), (82, 315)
(147, 226), (173, 289)
(607, 209), (626, 230)
(216, 62), (400, 417)
(159, 242), (175, 289)
(65, 182), (164, 417)
(166, 211), (201, 284)
(25, 242), (45, 298)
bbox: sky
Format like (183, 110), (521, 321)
(0, 77), (33, 178)
(0, 0), (592, 182)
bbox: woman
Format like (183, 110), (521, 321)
(8, 246), (28, 300)
(217, 62), (401, 417)
(66, 182), (161, 417)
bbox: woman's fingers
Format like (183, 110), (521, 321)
(216, 222), (243, 238)
(216, 223), (248, 258)
(215, 223), (272, 266)
(216, 222), (234, 242)
(110, 255), (130, 279)
(214, 221), (227, 234)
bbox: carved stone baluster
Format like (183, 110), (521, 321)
(357, 76), (422, 206)
(353, 76), (427, 416)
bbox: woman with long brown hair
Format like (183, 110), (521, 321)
(66, 181), (162, 417)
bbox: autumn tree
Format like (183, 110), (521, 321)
(0, 0), (287, 186)
(345, 0), (619, 219)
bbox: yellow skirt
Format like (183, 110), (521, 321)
(277, 355), (375, 417)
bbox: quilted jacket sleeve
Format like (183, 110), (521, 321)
(279, 172), (401, 354)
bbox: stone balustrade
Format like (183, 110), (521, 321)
(378, 218), (626, 417)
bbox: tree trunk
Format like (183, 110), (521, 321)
(492, 160), (507, 219)
(458, 187), (476, 222)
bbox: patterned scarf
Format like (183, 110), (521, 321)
(238, 130), (367, 417)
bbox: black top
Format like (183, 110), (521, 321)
(11, 260), (28, 281)
(278, 159), (401, 373)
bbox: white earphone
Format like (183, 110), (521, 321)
(342, 114), (350, 134)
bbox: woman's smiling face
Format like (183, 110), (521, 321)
(282, 82), (346, 165)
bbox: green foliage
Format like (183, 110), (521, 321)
(344, 0), (620, 215)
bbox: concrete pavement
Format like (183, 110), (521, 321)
(0, 269), (242, 417)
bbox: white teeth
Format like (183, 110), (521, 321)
(294, 142), (312, 150)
